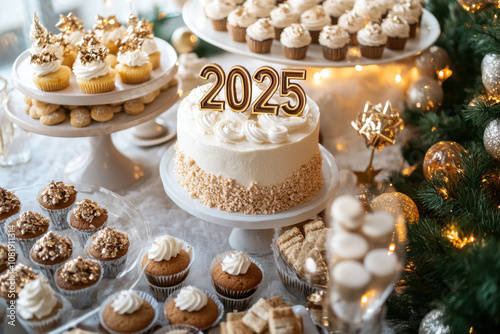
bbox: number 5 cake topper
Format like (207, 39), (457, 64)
(198, 64), (307, 117)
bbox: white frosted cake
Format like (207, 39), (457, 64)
(174, 81), (322, 214)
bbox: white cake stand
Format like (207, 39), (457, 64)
(159, 144), (339, 255)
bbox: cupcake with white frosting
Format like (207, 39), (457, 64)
(245, 18), (275, 53)
(401, 0), (424, 25)
(116, 37), (152, 84)
(288, 0), (319, 15)
(270, 2), (300, 40)
(93, 15), (127, 55)
(391, 1), (422, 38)
(300, 5), (332, 44)
(323, 0), (355, 24)
(55, 12), (86, 51)
(227, 7), (257, 42)
(280, 23), (312, 59)
(205, 0), (238, 31)
(17, 279), (66, 333)
(357, 22), (387, 59)
(128, 18), (161, 69)
(319, 25), (350, 61)
(243, 0), (276, 18)
(337, 9), (366, 45)
(381, 14), (410, 50)
(73, 46), (116, 94)
(353, 0), (384, 23)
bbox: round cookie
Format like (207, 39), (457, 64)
(36, 103), (60, 116)
(211, 262), (262, 291)
(40, 109), (66, 125)
(124, 100), (145, 115)
(31, 99), (48, 108)
(153, 89), (161, 98)
(23, 96), (32, 106)
(140, 92), (156, 104)
(28, 106), (40, 119)
(91, 105), (114, 122)
(23, 104), (30, 114)
(63, 105), (79, 110)
(165, 296), (219, 329)
(141, 249), (190, 276)
(109, 104), (123, 113)
(70, 108), (92, 128)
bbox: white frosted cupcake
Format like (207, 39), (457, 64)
(338, 9), (366, 45)
(270, 2), (300, 40)
(357, 22), (387, 59)
(391, 1), (421, 37)
(319, 25), (350, 61)
(378, 0), (396, 16)
(280, 23), (312, 59)
(381, 14), (410, 50)
(55, 12), (86, 51)
(93, 15), (127, 54)
(300, 5), (332, 44)
(288, 0), (319, 15)
(116, 39), (152, 84)
(243, 0), (276, 18)
(31, 50), (71, 92)
(73, 47), (116, 94)
(206, 0), (238, 31)
(353, 0), (384, 23)
(323, 0), (354, 24)
(401, 0), (423, 25)
(246, 18), (275, 53)
(227, 7), (257, 42)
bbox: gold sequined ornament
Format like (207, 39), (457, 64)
(456, 0), (490, 12)
(484, 119), (500, 160)
(415, 46), (452, 81)
(406, 77), (443, 112)
(372, 192), (419, 224)
(171, 27), (199, 54)
(481, 54), (500, 97)
(423, 141), (467, 183)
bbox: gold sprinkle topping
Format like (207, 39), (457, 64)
(31, 13), (46, 41)
(117, 35), (143, 54)
(60, 256), (101, 285)
(93, 15), (122, 32)
(391, 15), (404, 24)
(40, 181), (77, 206)
(0, 187), (20, 214)
(14, 211), (49, 235)
(56, 12), (84, 33)
(78, 46), (108, 64)
(0, 264), (38, 297)
(127, 12), (139, 28)
(30, 51), (57, 65)
(73, 199), (107, 223)
(76, 32), (103, 53)
(90, 227), (129, 259)
(32, 231), (72, 262)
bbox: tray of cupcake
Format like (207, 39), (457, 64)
(183, 0), (440, 67)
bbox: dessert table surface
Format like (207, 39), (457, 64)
(0, 52), (406, 333)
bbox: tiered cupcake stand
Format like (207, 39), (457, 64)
(4, 38), (180, 191)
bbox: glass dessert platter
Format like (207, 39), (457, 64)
(159, 144), (339, 256)
(4, 39), (180, 190)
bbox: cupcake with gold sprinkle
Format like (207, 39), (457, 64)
(31, 49), (71, 92)
(55, 12), (87, 51)
(93, 15), (127, 55)
(128, 15), (161, 70)
(116, 36), (152, 84)
(73, 46), (116, 94)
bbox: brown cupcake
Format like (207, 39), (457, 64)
(38, 181), (77, 230)
(227, 24), (247, 42)
(0, 187), (21, 224)
(0, 244), (16, 273)
(8, 211), (50, 257)
(142, 251), (190, 277)
(86, 227), (129, 279)
(0, 264), (38, 300)
(245, 35), (273, 53)
(69, 199), (108, 247)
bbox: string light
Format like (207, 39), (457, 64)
(388, 243), (396, 255)
(395, 74), (402, 83)
(355, 65), (363, 72)
(437, 66), (453, 81)
(445, 225), (475, 248)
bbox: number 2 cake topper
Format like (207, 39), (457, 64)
(198, 64), (307, 117)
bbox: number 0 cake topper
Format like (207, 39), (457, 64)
(198, 64), (307, 117)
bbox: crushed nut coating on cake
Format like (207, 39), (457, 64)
(32, 231), (72, 262)
(0, 188), (20, 214)
(74, 199), (107, 223)
(40, 181), (76, 205)
(90, 227), (129, 259)
(60, 256), (100, 285)
(174, 146), (323, 214)
(0, 264), (38, 296)
(15, 211), (49, 235)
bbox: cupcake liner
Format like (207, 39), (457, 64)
(227, 24), (247, 42)
(211, 18), (228, 31)
(32, 69), (71, 92)
(148, 280), (186, 302)
(274, 26), (284, 40)
(246, 36), (273, 54)
(116, 63), (153, 84)
(38, 203), (74, 231)
(144, 239), (195, 287)
(85, 230), (128, 279)
(348, 33), (358, 46)
(17, 293), (68, 334)
(210, 251), (264, 299)
(359, 44), (385, 59)
(67, 208), (108, 248)
(0, 207), (21, 243)
(77, 71), (116, 94)
(56, 263), (103, 309)
(153, 324), (202, 334)
(321, 45), (348, 61)
(213, 287), (256, 312)
(13, 236), (43, 259)
(99, 290), (159, 334)
(386, 36), (407, 50)
(164, 290), (224, 332)
(30, 239), (74, 288)
(149, 52), (161, 70)
(409, 23), (418, 38)
(309, 30), (321, 44)
(282, 45), (309, 60)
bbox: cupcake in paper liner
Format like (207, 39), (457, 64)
(0, 244), (17, 274)
(6, 211), (50, 258)
(55, 256), (102, 309)
(30, 231), (73, 287)
(86, 227), (129, 279)
(142, 235), (194, 288)
(68, 199), (109, 248)
(213, 286), (257, 312)
(164, 286), (224, 332)
(153, 324), (203, 334)
(99, 290), (159, 334)
(37, 181), (78, 230)
(0, 187), (21, 243)
(148, 279), (186, 302)
(210, 250), (264, 299)
(0, 264), (40, 300)
(17, 278), (68, 334)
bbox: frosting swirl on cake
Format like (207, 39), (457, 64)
(246, 18), (275, 41)
(148, 235), (183, 261)
(112, 290), (143, 314)
(214, 120), (244, 143)
(174, 286), (208, 312)
(221, 251), (252, 275)
(17, 279), (59, 320)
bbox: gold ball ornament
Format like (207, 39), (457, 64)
(481, 54), (500, 97)
(406, 77), (443, 112)
(456, 0), (491, 13)
(372, 192), (419, 224)
(423, 141), (467, 183)
(415, 46), (451, 79)
(171, 27), (199, 54)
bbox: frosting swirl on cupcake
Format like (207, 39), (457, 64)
(228, 7), (257, 28)
(353, 0), (384, 22)
(246, 18), (275, 41)
(270, 2), (300, 28)
(112, 290), (143, 314)
(357, 22), (387, 46)
(288, 0), (319, 15)
(391, 2), (420, 24)
(221, 251), (252, 275)
(323, 0), (354, 18)
(337, 10), (366, 34)
(300, 5), (331, 32)
(205, 0), (238, 20)
(244, 0), (276, 18)
(141, 38), (158, 55)
(280, 23), (312, 48)
(17, 279), (59, 320)
(148, 235), (183, 261)
(73, 57), (111, 80)
(319, 25), (350, 49)
(381, 14), (410, 38)
(174, 286), (208, 312)
(117, 50), (150, 67)
(30, 50), (62, 76)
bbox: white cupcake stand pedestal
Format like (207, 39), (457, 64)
(160, 144), (339, 256)
(4, 39), (180, 190)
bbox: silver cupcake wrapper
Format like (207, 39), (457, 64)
(153, 324), (203, 334)
(17, 293), (68, 334)
(210, 251), (264, 299)
(67, 207), (108, 248)
(144, 239), (194, 287)
(39, 204), (74, 231)
(99, 290), (159, 334)
(213, 287), (257, 312)
(0, 206), (21, 243)
(148, 280), (185, 302)
(85, 228), (128, 279)
(14, 237), (41, 259)
(164, 289), (224, 332)
(56, 263), (103, 309)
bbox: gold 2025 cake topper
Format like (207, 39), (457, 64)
(198, 64), (307, 117)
